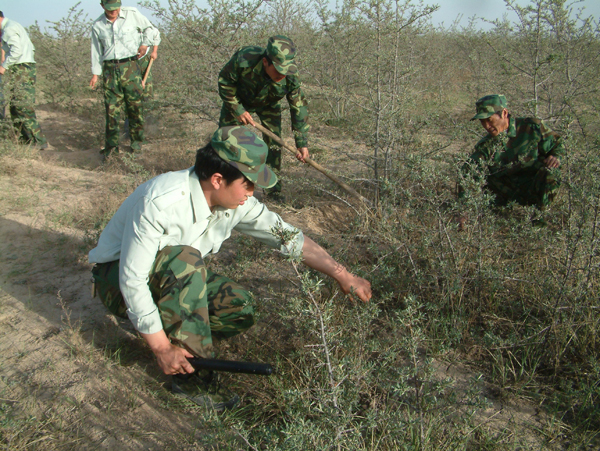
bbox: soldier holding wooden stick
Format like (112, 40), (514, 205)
(89, 0), (160, 158)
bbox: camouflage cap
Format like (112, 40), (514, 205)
(211, 126), (278, 189)
(101, 0), (122, 11)
(266, 35), (298, 76)
(471, 94), (508, 121)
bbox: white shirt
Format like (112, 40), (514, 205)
(1, 18), (36, 69)
(90, 7), (161, 75)
(89, 167), (304, 334)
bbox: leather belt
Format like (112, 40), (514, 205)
(103, 55), (138, 64)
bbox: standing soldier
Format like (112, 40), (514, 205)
(90, 0), (160, 159)
(0, 11), (48, 149)
(218, 35), (310, 199)
(457, 94), (565, 227)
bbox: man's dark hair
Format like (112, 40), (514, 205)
(0, 11), (4, 18)
(194, 144), (246, 184)
(263, 54), (272, 66)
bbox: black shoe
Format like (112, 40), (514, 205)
(101, 146), (119, 156)
(172, 371), (239, 411)
(100, 147), (119, 163)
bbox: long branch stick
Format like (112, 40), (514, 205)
(142, 57), (155, 89)
(249, 123), (371, 208)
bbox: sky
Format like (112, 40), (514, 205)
(2, 0), (599, 30)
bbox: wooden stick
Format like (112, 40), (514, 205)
(141, 57), (155, 89)
(250, 123), (371, 207)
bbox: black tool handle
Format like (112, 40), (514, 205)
(188, 358), (274, 375)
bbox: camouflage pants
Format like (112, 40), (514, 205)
(487, 163), (560, 208)
(122, 54), (155, 141)
(102, 59), (144, 149)
(92, 245), (255, 358)
(3, 64), (46, 146)
(220, 103), (283, 192)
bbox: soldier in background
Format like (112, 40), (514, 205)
(89, 0), (160, 159)
(218, 35), (310, 199)
(457, 94), (564, 228)
(0, 11), (48, 149)
(89, 126), (371, 410)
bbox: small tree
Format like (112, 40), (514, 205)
(485, 0), (600, 134)
(29, 3), (92, 106)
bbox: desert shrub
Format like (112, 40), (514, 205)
(358, 128), (600, 439)
(29, 3), (94, 106)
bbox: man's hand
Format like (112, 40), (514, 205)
(150, 46), (158, 61)
(301, 236), (372, 303)
(0, 66), (5, 76)
(141, 329), (195, 375)
(296, 147), (309, 163)
(544, 155), (561, 169)
(237, 111), (255, 126)
(336, 271), (372, 303)
(89, 75), (99, 88)
(137, 45), (149, 59)
(154, 344), (195, 375)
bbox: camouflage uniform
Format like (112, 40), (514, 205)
(92, 246), (255, 358)
(460, 95), (565, 208)
(218, 36), (309, 190)
(91, 3), (160, 153)
(89, 127), (303, 358)
(0, 17), (47, 147)
(101, 59), (144, 150)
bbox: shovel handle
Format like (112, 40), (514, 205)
(142, 57), (155, 89)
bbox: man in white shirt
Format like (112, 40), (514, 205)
(89, 0), (160, 157)
(89, 126), (372, 409)
(0, 11), (48, 149)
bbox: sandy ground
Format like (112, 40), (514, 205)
(0, 107), (558, 449)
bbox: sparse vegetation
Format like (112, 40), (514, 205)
(0, 0), (598, 449)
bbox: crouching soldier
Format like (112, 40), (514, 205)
(457, 94), (564, 228)
(89, 126), (372, 410)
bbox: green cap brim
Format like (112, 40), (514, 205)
(272, 61), (297, 76)
(218, 157), (278, 189)
(102, 1), (121, 11)
(470, 111), (495, 121)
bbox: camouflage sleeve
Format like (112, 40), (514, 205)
(457, 141), (489, 199)
(470, 138), (494, 165)
(218, 53), (247, 118)
(286, 77), (310, 148)
(539, 121), (565, 159)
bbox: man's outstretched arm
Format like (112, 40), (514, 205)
(301, 236), (372, 302)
